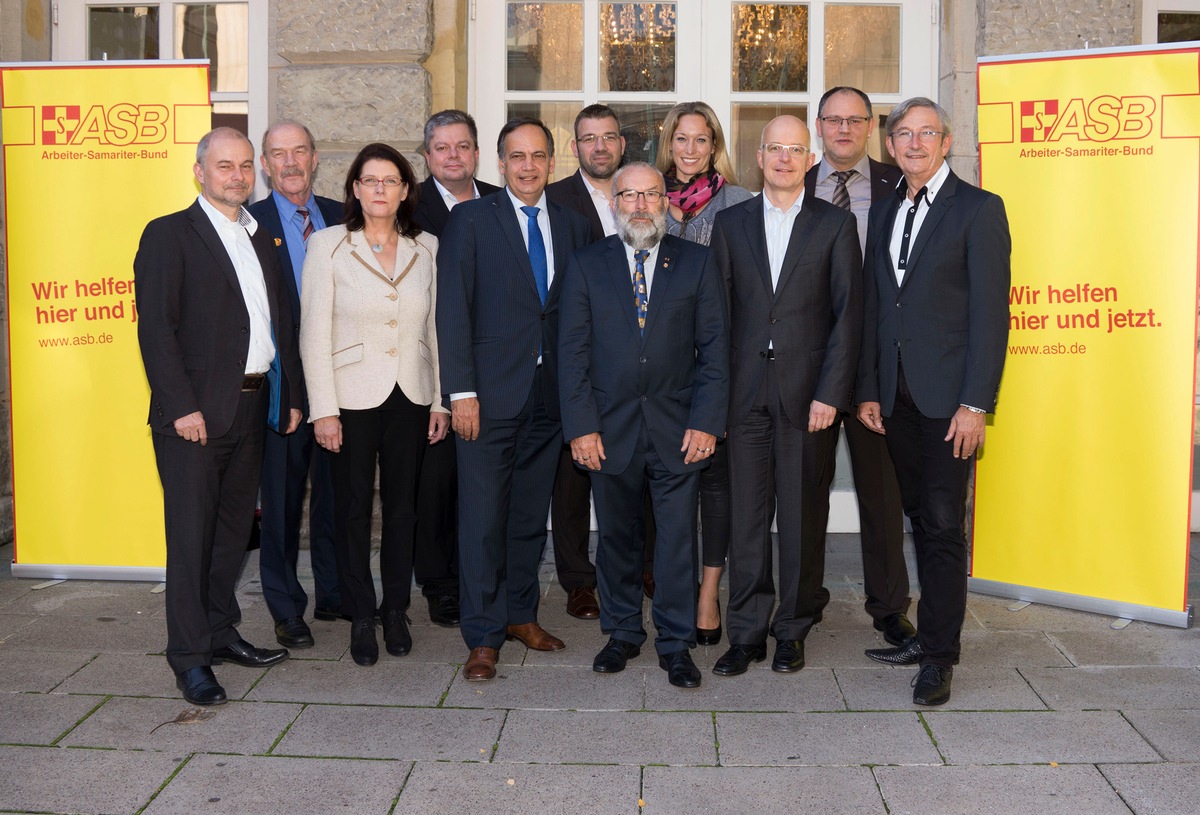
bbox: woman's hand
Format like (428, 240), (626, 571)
(313, 415), (343, 453)
(428, 411), (449, 444)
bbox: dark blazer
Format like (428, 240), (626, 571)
(711, 193), (862, 429)
(546, 171), (606, 242)
(804, 157), (903, 203)
(135, 200), (302, 436)
(436, 189), (592, 421)
(558, 233), (729, 475)
(856, 170), (1011, 417)
(413, 175), (502, 238)
(247, 192), (343, 327)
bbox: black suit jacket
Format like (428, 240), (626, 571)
(712, 194), (862, 428)
(804, 157), (903, 205)
(546, 171), (607, 242)
(857, 170), (1011, 417)
(559, 234), (729, 475)
(247, 192), (343, 327)
(134, 200), (302, 436)
(436, 189), (592, 421)
(413, 176), (502, 238)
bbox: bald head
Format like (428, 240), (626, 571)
(757, 115), (814, 207)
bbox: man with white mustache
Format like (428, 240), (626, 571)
(558, 162), (729, 689)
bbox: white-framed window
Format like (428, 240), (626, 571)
(1143, 0), (1200, 43)
(470, 0), (939, 188)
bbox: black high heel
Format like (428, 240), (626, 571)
(697, 596), (722, 646)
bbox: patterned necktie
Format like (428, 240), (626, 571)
(520, 205), (549, 305)
(832, 170), (854, 210)
(633, 249), (649, 334)
(296, 207), (314, 243)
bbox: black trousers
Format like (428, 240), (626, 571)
(155, 387), (266, 673)
(414, 431), (459, 599)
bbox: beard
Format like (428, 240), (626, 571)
(615, 206), (666, 250)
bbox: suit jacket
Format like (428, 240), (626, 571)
(299, 226), (448, 418)
(558, 234), (729, 476)
(412, 175), (502, 238)
(546, 171), (606, 242)
(247, 192), (343, 327)
(804, 157), (903, 204)
(711, 193), (862, 429)
(134, 199), (302, 437)
(436, 189), (592, 421)
(856, 170), (1011, 417)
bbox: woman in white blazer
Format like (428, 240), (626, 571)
(300, 143), (450, 667)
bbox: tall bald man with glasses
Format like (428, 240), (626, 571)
(710, 115), (862, 678)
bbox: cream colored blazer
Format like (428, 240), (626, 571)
(299, 225), (449, 419)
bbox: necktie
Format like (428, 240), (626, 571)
(832, 170), (854, 210)
(296, 207), (314, 244)
(896, 186), (928, 283)
(633, 249), (649, 334)
(520, 205), (548, 305)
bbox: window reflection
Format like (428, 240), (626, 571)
(732, 3), (809, 93)
(732, 103), (806, 191)
(88, 6), (160, 60)
(507, 2), (584, 91)
(825, 4), (900, 93)
(175, 4), (248, 93)
(599, 3), (676, 93)
(607, 102), (674, 168)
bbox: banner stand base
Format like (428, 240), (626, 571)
(11, 562), (165, 583)
(969, 577), (1193, 629)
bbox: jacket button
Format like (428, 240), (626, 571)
(388, 320), (398, 327)
(895, 302), (903, 307)
(241, 327), (248, 333)
(389, 292), (398, 301)
(769, 318), (778, 324)
(388, 348), (398, 357)
(759, 351), (767, 358)
(640, 395), (648, 402)
(639, 356), (647, 363)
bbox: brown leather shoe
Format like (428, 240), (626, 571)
(642, 571), (656, 600)
(464, 646), (498, 681)
(566, 586), (600, 619)
(505, 622), (566, 651)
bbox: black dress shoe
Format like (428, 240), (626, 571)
(427, 594), (460, 627)
(771, 639), (805, 673)
(350, 618), (378, 666)
(712, 643), (767, 676)
(874, 613), (917, 647)
(212, 638), (289, 667)
(658, 650), (701, 688)
(865, 638), (922, 665)
(593, 638), (641, 673)
(382, 609), (412, 656)
(275, 617), (315, 649)
(912, 663), (953, 706)
(696, 596), (722, 646)
(314, 606), (352, 622)
(175, 666), (227, 706)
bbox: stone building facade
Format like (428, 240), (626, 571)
(0, 0), (1158, 542)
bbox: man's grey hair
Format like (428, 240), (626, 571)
(885, 97), (951, 139)
(196, 127), (251, 164)
(611, 161), (664, 193)
(260, 119), (317, 157)
(423, 109), (480, 154)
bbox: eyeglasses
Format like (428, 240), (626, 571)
(818, 116), (870, 129)
(615, 189), (665, 203)
(889, 129), (944, 143)
(356, 176), (403, 188)
(576, 133), (622, 146)
(761, 143), (810, 158)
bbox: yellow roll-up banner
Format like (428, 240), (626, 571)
(1, 61), (210, 578)
(974, 44), (1196, 627)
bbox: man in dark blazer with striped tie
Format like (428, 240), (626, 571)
(248, 120), (344, 650)
(436, 118), (592, 681)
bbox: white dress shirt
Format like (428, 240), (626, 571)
(888, 161), (950, 287)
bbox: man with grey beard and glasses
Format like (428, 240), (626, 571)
(558, 162), (729, 689)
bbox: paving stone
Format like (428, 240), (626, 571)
(0, 693), (102, 745)
(442, 664), (646, 711)
(495, 709), (716, 765)
(958, 630), (1074, 667)
(836, 666), (1048, 711)
(1, 580), (165, 617)
(61, 696), (301, 753)
(876, 764), (1133, 815)
(647, 665), (845, 712)
(277, 705), (503, 761)
(247, 658), (455, 706)
(925, 710), (1161, 765)
(966, 594), (1124, 631)
(642, 766), (886, 814)
(1048, 627), (1200, 666)
(2, 613), (166, 652)
(0, 648), (94, 692)
(0, 744), (180, 814)
(142, 753), (409, 814)
(1124, 709), (1200, 761)
(392, 761), (638, 815)
(0, 612), (36, 639)
(716, 711), (939, 766)
(54, 652), (262, 701)
(1099, 762), (1200, 815)
(1021, 666), (1200, 710)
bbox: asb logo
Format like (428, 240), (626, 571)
(39, 103), (170, 146)
(1017, 95), (1155, 143)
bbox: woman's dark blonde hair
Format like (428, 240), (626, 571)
(654, 101), (739, 186)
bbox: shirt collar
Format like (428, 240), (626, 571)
(895, 160), (951, 203)
(433, 176), (480, 204)
(762, 188), (805, 217)
(197, 194), (257, 235)
(506, 187), (548, 215)
(270, 189), (317, 221)
(816, 154), (871, 185)
(578, 171), (609, 199)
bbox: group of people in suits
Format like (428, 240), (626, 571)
(134, 84), (1008, 707)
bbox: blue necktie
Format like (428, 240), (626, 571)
(633, 249), (649, 334)
(521, 205), (549, 305)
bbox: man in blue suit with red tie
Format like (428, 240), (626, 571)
(437, 118), (592, 681)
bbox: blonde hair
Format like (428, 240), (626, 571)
(654, 101), (739, 186)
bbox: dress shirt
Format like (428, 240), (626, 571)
(813, 154), (872, 255)
(624, 242), (661, 298)
(888, 160), (950, 287)
(580, 173), (617, 236)
(196, 195), (274, 374)
(762, 190), (805, 292)
(433, 176), (482, 211)
(270, 189), (327, 291)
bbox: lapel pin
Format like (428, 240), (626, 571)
(274, 238), (282, 246)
